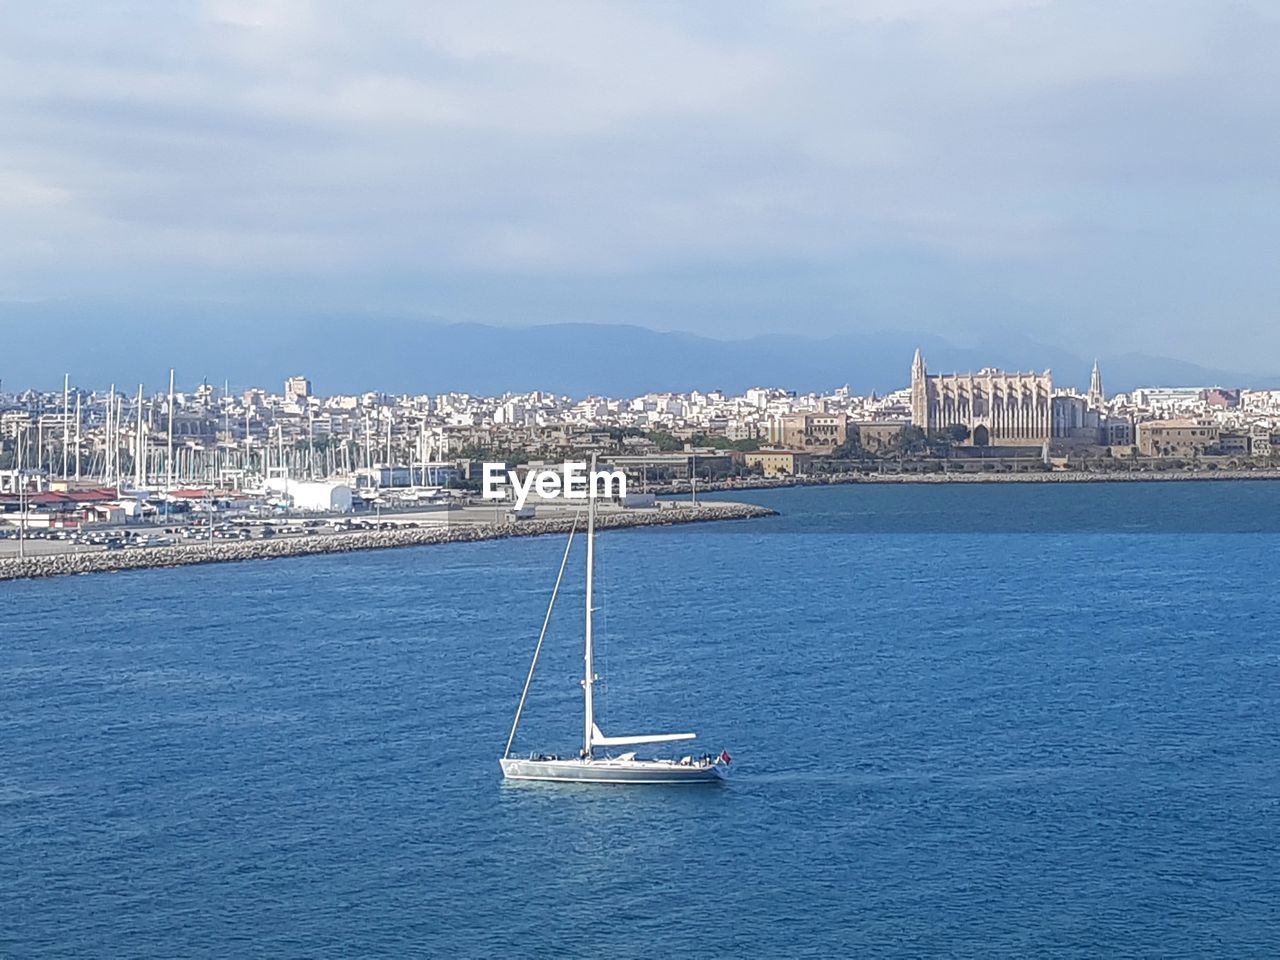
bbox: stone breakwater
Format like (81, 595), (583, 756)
(0, 502), (775, 583)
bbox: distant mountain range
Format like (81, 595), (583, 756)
(0, 301), (1273, 396)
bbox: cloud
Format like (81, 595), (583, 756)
(0, 0), (1278, 368)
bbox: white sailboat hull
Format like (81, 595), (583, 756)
(500, 756), (727, 785)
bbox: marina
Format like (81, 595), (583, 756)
(0, 499), (773, 581)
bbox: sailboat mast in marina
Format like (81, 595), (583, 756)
(500, 459), (731, 785)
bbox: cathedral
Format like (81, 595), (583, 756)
(909, 350), (1054, 447)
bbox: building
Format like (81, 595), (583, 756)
(170, 411), (217, 440)
(1101, 415), (1135, 448)
(853, 420), (908, 454)
(1129, 387), (1203, 407)
(1202, 388), (1240, 409)
(354, 465), (459, 488)
(745, 449), (812, 477)
(0, 411), (32, 441)
(288, 481), (354, 512)
(0, 468), (44, 495)
(1218, 433), (1250, 456)
(263, 475), (353, 511)
(1250, 429), (1274, 459)
(1050, 394), (1102, 447)
(1136, 419), (1220, 458)
(768, 412), (849, 453)
(611, 452), (738, 482)
(910, 350), (1053, 447)
(0, 488), (121, 528)
(1241, 390), (1280, 415)
(285, 376), (312, 402)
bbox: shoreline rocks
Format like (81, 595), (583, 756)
(0, 502), (775, 583)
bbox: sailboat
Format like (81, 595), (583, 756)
(499, 468), (731, 785)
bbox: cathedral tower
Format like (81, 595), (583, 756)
(910, 348), (929, 429)
(1088, 359), (1104, 409)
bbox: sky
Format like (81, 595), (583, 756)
(2, 0), (1278, 373)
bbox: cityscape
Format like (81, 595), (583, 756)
(7, 1), (1280, 955)
(8, 346), (1280, 577)
(4, 351), (1279, 509)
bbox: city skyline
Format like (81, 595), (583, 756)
(6, 351), (1279, 493)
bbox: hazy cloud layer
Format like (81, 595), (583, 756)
(1, 1), (1277, 369)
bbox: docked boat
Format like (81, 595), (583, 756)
(499, 462), (731, 785)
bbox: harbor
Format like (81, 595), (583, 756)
(0, 499), (773, 582)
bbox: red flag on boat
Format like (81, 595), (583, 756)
(720, 750), (732, 764)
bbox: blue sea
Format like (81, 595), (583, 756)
(3, 482), (1280, 958)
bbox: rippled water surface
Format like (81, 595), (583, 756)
(3, 484), (1280, 957)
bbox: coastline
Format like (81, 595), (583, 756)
(0, 501), (774, 583)
(666, 468), (1280, 495)
(8, 468), (1278, 582)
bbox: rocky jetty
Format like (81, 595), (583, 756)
(0, 501), (775, 583)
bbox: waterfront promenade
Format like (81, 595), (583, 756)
(0, 501), (773, 582)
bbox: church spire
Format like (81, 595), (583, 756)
(1088, 358), (1104, 407)
(910, 348), (928, 429)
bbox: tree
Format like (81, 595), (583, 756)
(646, 431), (683, 452)
(890, 425), (928, 456)
(832, 436), (862, 459)
(687, 433), (761, 452)
(606, 426), (645, 443)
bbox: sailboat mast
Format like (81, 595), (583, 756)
(73, 391), (81, 483)
(583, 456), (597, 757)
(135, 384), (145, 489)
(167, 368), (175, 491)
(62, 373), (69, 481)
(115, 393), (123, 496)
(106, 384), (116, 485)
